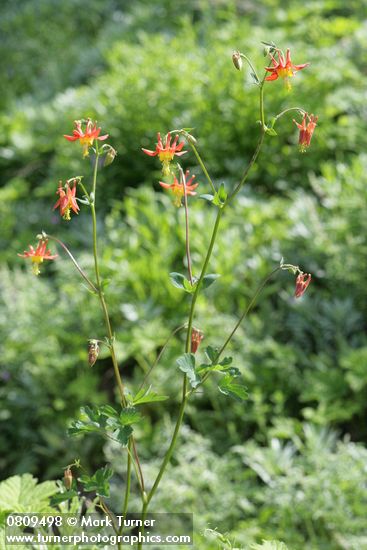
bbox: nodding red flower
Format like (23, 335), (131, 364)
(18, 239), (58, 275)
(53, 180), (80, 220)
(64, 118), (108, 158)
(265, 48), (309, 90)
(191, 328), (204, 354)
(159, 170), (199, 207)
(295, 272), (312, 298)
(142, 132), (187, 176)
(293, 113), (318, 152)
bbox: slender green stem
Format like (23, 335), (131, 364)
(137, 323), (187, 392)
(138, 201), (223, 550)
(259, 80), (265, 127)
(194, 267), (281, 391)
(89, 145), (125, 402)
(46, 235), (98, 293)
(78, 180), (91, 202)
(185, 208), (223, 351)
(179, 165), (193, 284)
(99, 498), (119, 536)
(138, 378), (188, 550)
(239, 52), (260, 83)
(227, 131), (264, 204)
(189, 142), (217, 194)
(274, 107), (305, 123)
(131, 437), (145, 493)
(148, 378), (187, 507)
(138, 209), (223, 550)
(138, 165), (199, 518)
(89, 144), (145, 496)
(218, 266), (280, 358)
(122, 440), (132, 517)
(126, 441), (144, 496)
(138, 75), (268, 548)
(227, 81), (266, 205)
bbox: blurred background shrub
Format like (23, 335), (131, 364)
(1, 0), (367, 548)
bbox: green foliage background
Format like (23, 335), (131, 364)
(1, 0), (367, 548)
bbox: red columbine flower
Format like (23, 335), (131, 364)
(18, 239), (58, 275)
(64, 118), (108, 158)
(159, 170), (199, 207)
(142, 132), (187, 176)
(265, 48), (309, 90)
(295, 272), (312, 298)
(191, 328), (204, 354)
(293, 113), (318, 152)
(53, 180), (80, 220)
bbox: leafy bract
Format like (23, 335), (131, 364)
(132, 386), (169, 406)
(68, 405), (139, 446)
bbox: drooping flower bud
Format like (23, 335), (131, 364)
(105, 145), (117, 166)
(232, 51), (243, 71)
(98, 144), (117, 167)
(186, 133), (197, 145)
(63, 467), (73, 490)
(295, 272), (312, 298)
(191, 328), (204, 353)
(88, 339), (100, 367)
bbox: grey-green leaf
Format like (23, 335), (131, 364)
(176, 353), (201, 388)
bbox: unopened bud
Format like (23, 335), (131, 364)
(186, 133), (197, 145)
(88, 339), (100, 367)
(191, 328), (204, 354)
(104, 145), (117, 167)
(63, 467), (73, 490)
(232, 51), (243, 71)
(294, 272), (312, 298)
